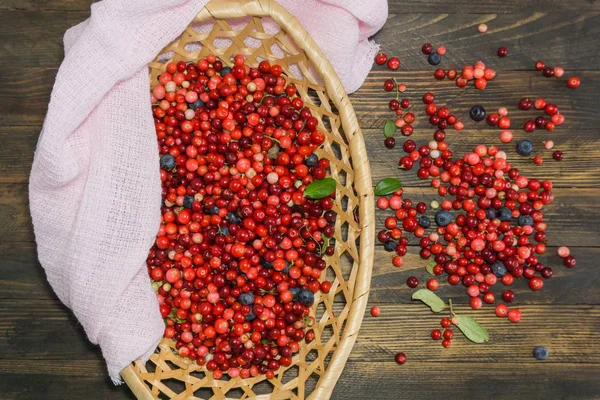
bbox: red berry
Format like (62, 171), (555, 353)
(427, 278), (440, 291)
(406, 276), (419, 288)
(383, 79), (395, 91)
(529, 277), (544, 291)
(422, 43), (433, 55)
(395, 352), (407, 365)
(567, 76), (580, 89)
(442, 339), (452, 348)
(441, 317), (451, 328)
(370, 306), (381, 317)
(508, 309), (522, 323)
(443, 329), (454, 340)
(497, 47), (508, 57)
(375, 52), (388, 65)
(495, 304), (508, 317)
(431, 329), (442, 340)
(387, 57), (401, 71)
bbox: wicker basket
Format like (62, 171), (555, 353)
(121, 1), (374, 398)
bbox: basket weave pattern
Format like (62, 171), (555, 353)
(122, 1), (374, 398)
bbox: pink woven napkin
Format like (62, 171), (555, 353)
(29, 0), (387, 383)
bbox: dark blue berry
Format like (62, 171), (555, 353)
(533, 346), (549, 360)
(227, 212), (241, 224)
(245, 311), (256, 321)
(384, 241), (397, 252)
(428, 51), (441, 66)
(498, 207), (512, 221)
(516, 139), (534, 156)
(283, 261), (291, 274)
(160, 154), (175, 170)
(418, 216), (431, 229)
(305, 153), (318, 167)
(220, 227), (230, 236)
(518, 215), (533, 226)
(220, 67), (232, 76)
(260, 259), (273, 269)
(183, 195), (194, 209)
(290, 287), (300, 301)
(210, 206), (220, 215)
(189, 99), (205, 110)
(298, 289), (315, 306)
(469, 105), (486, 122)
(491, 261), (507, 278)
(435, 210), (452, 227)
(239, 292), (255, 305)
(486, 209), (498, 220)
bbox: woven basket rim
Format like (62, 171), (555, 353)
(122, 1), (375, 398)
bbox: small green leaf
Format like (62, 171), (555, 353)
(383, 120), (397, 137)
(374, 178), (402, 196)
(426, 261), (436, 275)
(411, 289), (446, 313)
(455, 315), (490, 343)
(321, 236), (330, 255)
(304, 178), (336, 199)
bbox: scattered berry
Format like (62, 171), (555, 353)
(387, 57), (401, 70)
(375, 52), (388, 65)
(533, 346), (549, 360)
(370, 306), (381, 317)
(567, 76), (580, 89)
(497, 47), (508, 57)
(478, 23), (488, 33)
(470, 105), (486, 121)
(428, 52), (442, 66)
(395, 352), (407, 364)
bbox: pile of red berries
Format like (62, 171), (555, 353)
(377, 126), (577, 318)
(146, 55), (336, 379)
(422, 92), (465, 131)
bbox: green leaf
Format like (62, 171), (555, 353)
(374, 178), (402, 196)
(384, 120), (397, 137)
(411, 289), (446, 313)
(304, 178), (336, 199)
(455, 315), (490, 343)
(426, 261), (436, 275)
(321, 236), (330, 255)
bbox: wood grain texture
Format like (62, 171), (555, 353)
(2, 241), (597, 305)
(1, 0), (598, 13)
(0, 1), (599, 399)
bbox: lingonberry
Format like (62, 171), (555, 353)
(507, 309), (522, 323)
(497, 47), (508, 57)
(495, 304), (508, 317)
(502, 290), (515, 303)
(427, 278), (440, 291)
(518, 98), (532, 110)
(406, 277), (419, 288)
(552, 151), (564, 161)
(375, 52), (388, 65)
(385, 137), (396, 149)
(567, 76), (580, 89)
(395, 352), (407, 365)
(384, 79), (395, 91)
(442, 339), (452, 348)
(371, 306), (381, 317)
(387, 57), (401, 70)
(563, 256), (576, 268)
(431, 329), (442, 340)
(443, 329), (454, 340)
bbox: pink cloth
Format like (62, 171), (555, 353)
(29, 0), (387, 383)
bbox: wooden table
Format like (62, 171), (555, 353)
(1, 1), (599, 399)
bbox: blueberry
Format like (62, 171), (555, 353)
(486, 209), (497, 220)
(533, 346), (549, 360)
(305, 153), (318, 167)
(428, 51), (441, 66)
(518, 215), (533, 226)
(245, 311), (256, 321)
(384, 241), (397, 252)
(220, 67), (232, 76)
(469, 105), (486, 122)
(298, 289), (315, 306)
(435, 210), (452, 227)
(188, 99), (205, 110)
(183, 195), (194, 209)
(290, 287), (300, 301)
(260, 259), (273, 269)
(220, 226), (230, 236)
(491, 261), (507, 278)
(227, 212), (241, 224)
(160, 154), (175, 170)
(239, 292), (255, 305)
(498, 207), (512, 221)
(516, 139), (534, 156)
(418, 216), (431, 229)
(283, 261), (291, 274)
(210, 206), (220, 215)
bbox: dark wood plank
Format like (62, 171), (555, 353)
(1, 0), (598, 14)
(2, 241), (595, 304)
(334, 361), (600, 400)
(1, 183), (597, 245)
(0, 126), (38, 183)
(1, 300), (598, 364)
(0, 360), (134, 400)
(1, 11), (600, 68)
(0, 11), (87, 68)
(377, 12), (600, 69)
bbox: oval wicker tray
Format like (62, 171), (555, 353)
(121, 1), (374, 398)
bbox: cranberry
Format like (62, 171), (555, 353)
(497, 47), (508, 57)
(567, 76), (580, 89)
(406, 276), (419, 288)
(387, 57), (401, 71)
(552, 151), (564, 161)
(375, 52), (388, 65)
(384, 137), (396, 149)
(395, 352), (407, 364)
(422, 43), (433, 55)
